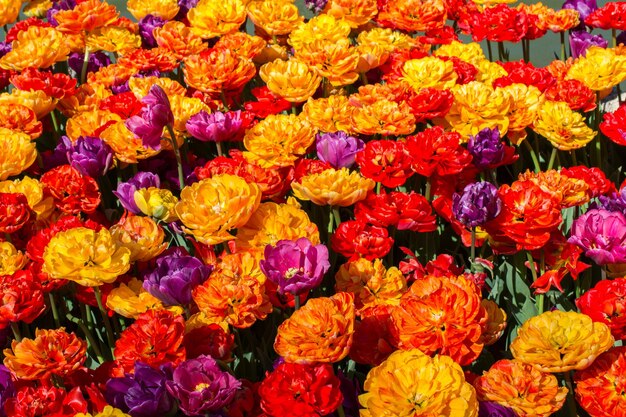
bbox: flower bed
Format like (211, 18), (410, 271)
(0, 0), (625, 416)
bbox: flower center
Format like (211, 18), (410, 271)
(284, 267), (302, 280)
(195, 382), (210, 392)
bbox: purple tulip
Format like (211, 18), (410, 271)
(316, 131), (364, 169)
(327, 370), (360, 417)
(65, 136), (113, 178)
(68, 51), (111, 78)
(166, 355), (241, 416)
(143, 248), (213, 306)
(138, 15), (166, 49)
(177, 0), (199, 15)
(186, 110), (246, 143)
(105, 362), (174, 417)
(452, 182), (502, 228)
(305, 0), (329, 13)
(478, 402), (518, 417)
(467, 128), (504, 170)
(113, 171), (161, 213)
(0, 42), (11, 59)
(570, 30), (608, 59)
(260, 237), (330, 295)
(0, 365), (15, 417)
(44, 138), (72, 171)
(125, 85), (174, 150)
(596, 188), (626, 213)
(562, 0), (597, 22)
(568, 208), (626, 265)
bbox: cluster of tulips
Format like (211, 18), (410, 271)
(1, 0), (626, 416)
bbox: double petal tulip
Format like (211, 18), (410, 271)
(274, 292), (355, 364)
(259, 59), (322, 103)
(42, 227), (131, 287)
(258, 362), (343, 417)
(510, 310), (614, 373)
(110, 214), (168, 263)
(391, 275), (487, 366)
(291, 168), (375, 207)
(359, 349), (478, 417)
(114, 309), (186, 373)
(143, 248), (213, 306)
(473, 359), (567, 417)
(186, 110), (248, 143)
(175, 174), (261, 245)
(0, 128), (37, 181)
(467, 128), (505, 169)
(166, 355), (241, 416)
(65, 136), (113, 178)
(260, 238), (330, 296)
(452, 182), (502, 229)
(568, 208), (626, 265)
(576, 277), (626, 340)
(3, 328), (87, 381)
(106, 362), (175, 417)
(574, 346), (626, 417)
(315, 131), (364, 169)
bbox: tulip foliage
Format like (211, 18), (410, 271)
(1, 0), (626, 416)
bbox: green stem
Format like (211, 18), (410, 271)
(497, 41), (508, 61)
(166, 125), (185, 190)
(48, 292), (61, 328)
(563, 371), (579, 417)
(424, 179), (431, 202)
(576, 269), (591, 299)
(332, 207), (341, 230)
(526, 251), (543, 314)
(50, 111), (60, 138)
(547, 148), (557, 171)
(51, 375), (65, 389)
(337, 404), (346, 417)
(294, 294), (300, 310)
(3, 233), (11, 244)
(470, 227), (476, 270)
(613, 28), (617, 48)
(65, 313), (105, 364)
(93, 286), (116, 358)
(327, 206), (335, 235)
(522, 139), (541, 173)
(220, 91), (230, 111)
(215, 141), (224, 157)
(10, 322), (21, 342)
(560, 31), (566, 61)
(486, 40), (493, 62)
(81, 47), (90, 85)
(593, 91), (602, 170)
